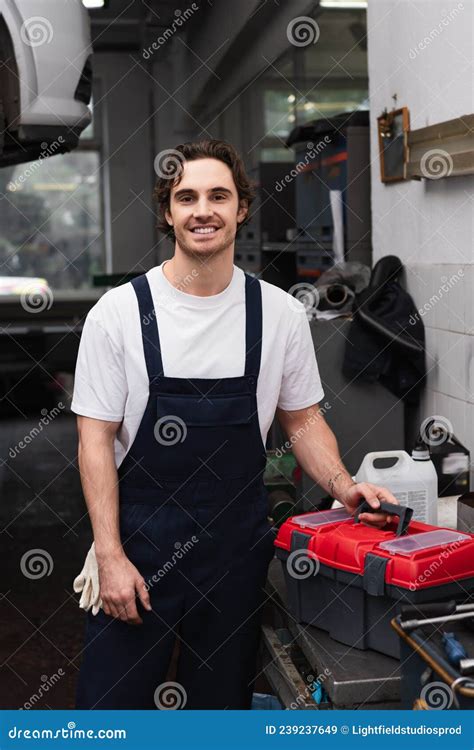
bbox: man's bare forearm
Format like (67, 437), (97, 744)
(77, 417), (124, 561)
(276, 405), (355, 506)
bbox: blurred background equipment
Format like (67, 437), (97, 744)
(0, 0), (92, 167)
(288, 110), (371, 276)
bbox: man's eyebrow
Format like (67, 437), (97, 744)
(173, 186), (233, 198)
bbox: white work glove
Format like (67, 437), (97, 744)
(73, 541), (102, 615)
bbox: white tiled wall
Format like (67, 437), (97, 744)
(367, 1), (474, 490)
(405, 263), (474, 487)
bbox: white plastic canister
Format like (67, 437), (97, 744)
(354, 450), (438, 525)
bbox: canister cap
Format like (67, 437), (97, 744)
(412, 435), (430, 461)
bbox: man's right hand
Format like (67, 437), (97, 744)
(97, 552), (152, 625)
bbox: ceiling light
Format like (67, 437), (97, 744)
(320, 1), (367, 8)
(82, 0), (107, 9)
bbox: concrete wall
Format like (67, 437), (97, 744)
(94, 54), (157, 274)
(367, 0), (474, 482)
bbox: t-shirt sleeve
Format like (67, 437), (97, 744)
(277, 308), (325, 411)
(71, 310), (127, 421)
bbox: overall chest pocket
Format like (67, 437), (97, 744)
(156, 392), (253, 427)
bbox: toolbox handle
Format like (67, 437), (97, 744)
(354, 500), (413, 536)
(400, 601), (457, 619)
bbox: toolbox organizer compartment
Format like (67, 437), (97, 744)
(275, 507), (474, 659)
(391, 615), (474, 710)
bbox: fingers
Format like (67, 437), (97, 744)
(361, 483), (401, 528)
(360, 484), (381, 512)
(136, 576), (152, 612)
(356, 483), (400, 508)
(358, 512), (392, 529)
(97, 559), (152, 625)
(116, 577), (152, 624)
(374, 487), (399, 505)
(354, 483), (401, 527)
(102, 588), (146, 625)
(104, 601), (120, 619)
(117, 599), (142, 626)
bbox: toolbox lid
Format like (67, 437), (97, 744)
(378, 530), (471, 557)
(291, 508), (352, 529)
(274, 508), (354, 552)
(275, 512), (474, 591)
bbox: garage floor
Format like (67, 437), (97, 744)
(0, 413), (92, 708)
(0, 413), (271, 709)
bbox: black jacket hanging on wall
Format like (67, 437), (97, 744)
(342, 256), (426, 405)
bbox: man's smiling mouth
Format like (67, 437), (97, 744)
(189, 225), (220, 234)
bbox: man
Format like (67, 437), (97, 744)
(72, 139), (398, 710)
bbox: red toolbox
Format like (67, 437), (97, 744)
(274, 502), (474, 658)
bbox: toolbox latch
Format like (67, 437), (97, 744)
(363, 553), (388, 596)
(290, 530), (311, 552)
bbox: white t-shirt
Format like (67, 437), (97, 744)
(71, 261), (325, 467)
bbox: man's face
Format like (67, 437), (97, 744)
(165, 158), (248, 260)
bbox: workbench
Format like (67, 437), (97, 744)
(262, 558), (402, 709)
(261, 497), (462, 709)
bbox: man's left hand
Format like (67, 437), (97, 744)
(339, 482), (400, 529)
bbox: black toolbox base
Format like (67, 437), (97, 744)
(276, 549), (474, 659)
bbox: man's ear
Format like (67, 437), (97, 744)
(164, 207), (173, 227)
(237, 199), (248, 225)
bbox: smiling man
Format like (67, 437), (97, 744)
(72, 139), (398, 710)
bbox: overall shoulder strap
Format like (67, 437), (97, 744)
(130, 274), (164, 379)
(244, 273), (263, 377)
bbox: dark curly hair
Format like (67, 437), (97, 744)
(153, 139), (257, 241)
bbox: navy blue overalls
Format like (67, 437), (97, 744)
(75, 271), (275, 709)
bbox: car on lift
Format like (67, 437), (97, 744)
(0, 0), (92, 167)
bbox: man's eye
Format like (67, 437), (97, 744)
(214, 194), (226, 200)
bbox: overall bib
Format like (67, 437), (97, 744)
(75, 272), (275, 709)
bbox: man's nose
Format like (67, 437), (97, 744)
(193, 198), (214, 218)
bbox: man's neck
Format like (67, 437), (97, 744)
(163, 251), (234, 297)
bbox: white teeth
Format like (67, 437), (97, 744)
(192, 227), (217, 234)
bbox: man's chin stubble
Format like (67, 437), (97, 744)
(175, 231), (236, 260)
